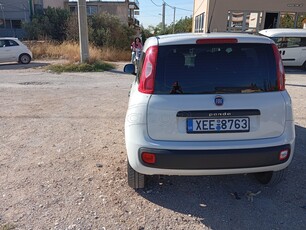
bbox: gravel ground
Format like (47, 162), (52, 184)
(0, 61), (305, 230)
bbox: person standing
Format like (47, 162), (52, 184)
(131, 37), (143, 63)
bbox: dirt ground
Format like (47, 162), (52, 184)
(0, 61), (305, 230)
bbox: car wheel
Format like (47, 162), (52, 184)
(302, 61), (306, 71)
(127, 161), (146, 189)
(254, 169), (287, 186)
(19, 54), (31, 64)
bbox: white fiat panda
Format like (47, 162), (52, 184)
(124, 33), (295, 189)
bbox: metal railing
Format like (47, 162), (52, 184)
(128, 17), (139, 26)
(129, 0), (139, 8)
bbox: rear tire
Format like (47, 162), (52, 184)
(302, 61), (306, 71)
(254, 169), (287, 186)
(127, 161), (146, 189)
(19, 54), (31, 64)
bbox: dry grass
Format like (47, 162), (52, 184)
(26, 41), (131, 63)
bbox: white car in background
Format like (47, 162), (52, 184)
(124, 33), (295, 189)
(0, 37), (32, 64)
(259, 28), (306, 70)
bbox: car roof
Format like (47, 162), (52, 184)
(143, 32), (274, 50)
(0, 37), (19, 40)
(259, 28), (306, 37)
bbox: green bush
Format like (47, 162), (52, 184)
(23, 7), (70, 40)
(48, 61), (114, 73)
(88, 13), (134, 49)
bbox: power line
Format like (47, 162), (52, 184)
(150, 0), (163, 7)
(176, 7), (193, 12)
(164, 1), (193, 12)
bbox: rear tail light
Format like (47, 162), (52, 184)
(272, 44), (285, 91)
(141, 152), (156, 164)
(138, 46), (158, 94)
(196, 38), (238, 44)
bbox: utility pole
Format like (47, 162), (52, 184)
(29, 0), (33, 20)
(172, 7), (176, 34)
(0, 4), (5, 28)
(162, 1), (165, 33)
(78, 0), (89, 63)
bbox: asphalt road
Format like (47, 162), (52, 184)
(0, 61), (305, 229)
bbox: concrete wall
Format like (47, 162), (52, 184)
(0, 0), (31, 38)
(67, 1), (129, 25)
(43, 0), (65, 8)
(97, 2), (128, 24)
(0, 0), (31, 21)
(193, 0), (306, 32)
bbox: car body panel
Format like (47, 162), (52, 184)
(0, 37), (32, 63)
(259, 28), (306, 67)
(147, 93), (288, 141)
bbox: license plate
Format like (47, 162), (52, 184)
(187, 117), (250, 133)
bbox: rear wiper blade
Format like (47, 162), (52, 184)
(215, 87), (242, 93)
(215, 87), (263, 93)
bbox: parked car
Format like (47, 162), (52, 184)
(0, 37), (32, 64)
(259, 28), (306, 70)
(124, 33), (295, 189)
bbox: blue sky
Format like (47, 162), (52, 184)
(136, 0), (194, 28)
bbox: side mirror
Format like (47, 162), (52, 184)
(124, 64), (136, 75)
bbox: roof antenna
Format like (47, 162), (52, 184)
(207, 0), (217, 33)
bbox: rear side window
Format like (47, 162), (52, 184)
(271, 37), (306, 48)
(154, 43), (277, 94)
(4, 40), (19, 47)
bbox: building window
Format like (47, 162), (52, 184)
(70, 7), (77, 13)
(280, 12), (295, 28)
(12, 20), (22, 29)
(272, 37), (306, 49)
(87, 6), (98, 15)
(195, 13), (204, 33)
(297, 13), (306, 28)
(34, 4), (43, 14)
(227, 11), (262, 33)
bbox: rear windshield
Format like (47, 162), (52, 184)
(154, 43), (277, 94)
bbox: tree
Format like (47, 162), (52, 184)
(23, 7), (70, 40)
(146, 16), (192, 36)
(141, 26), (154, 43)
(88, 13), (134, 49)
(66, 15), (79, 41)
(297, 14), (306, 28)
(173, 16), (192, 33)
(280, 14), (294, 28)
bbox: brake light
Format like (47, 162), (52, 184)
(272, 44), (285, 91)
(138, 46), (158, 94)
(142, 152), (156, 164)
(196, 38), (238, 44)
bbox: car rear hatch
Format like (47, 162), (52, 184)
(145, 39), (287, 141)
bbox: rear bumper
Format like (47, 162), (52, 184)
(126, 120), (295, 175)
(139, 145), (290, 170)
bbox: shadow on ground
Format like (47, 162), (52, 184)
(285, 67), (306, 75)
(0, 61), (49, 70)
(137, 125), (306, 230)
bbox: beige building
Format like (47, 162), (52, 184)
(35, 0), (140, 29)
(65, 0), (140, 29)
(193, 0), (306, 33)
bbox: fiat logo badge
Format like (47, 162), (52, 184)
(215, 96), (224, 106)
